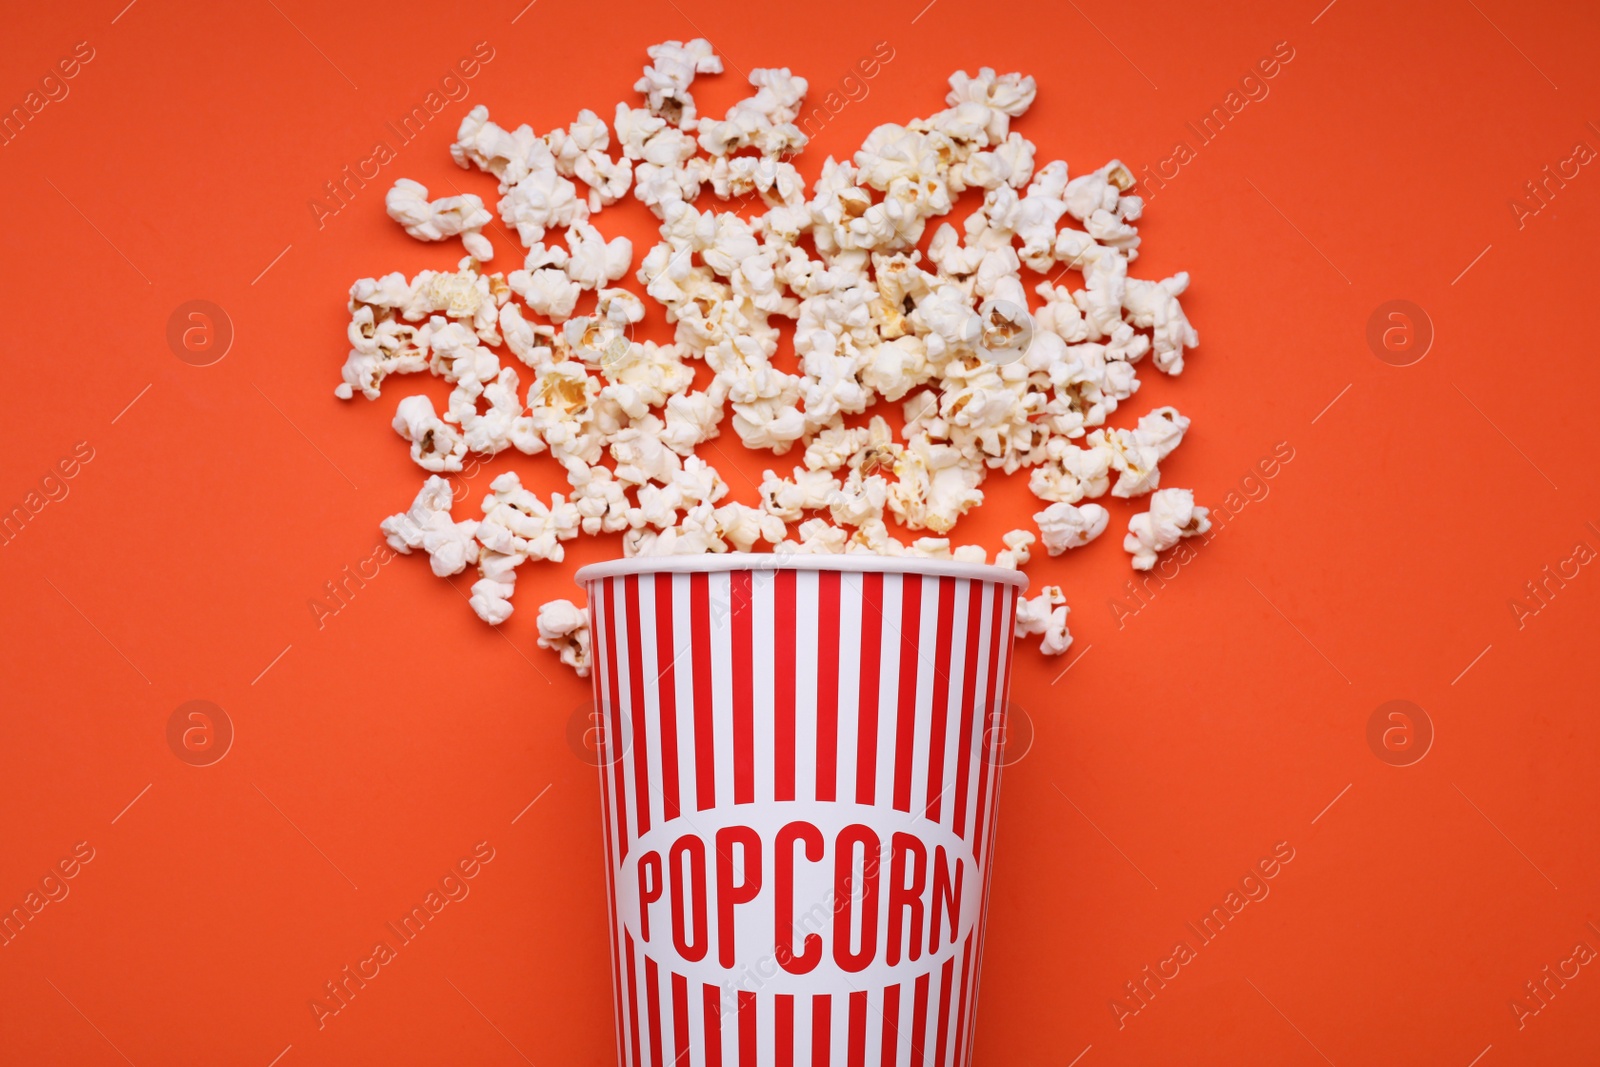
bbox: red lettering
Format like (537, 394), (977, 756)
(776, 821), (824, 974)
(637, 851), (663, 942)
(670, 836), (708, 961)
(928, 846), (963, 954)
(650, 824), (970, 975)
(833, 824), (880, 973)
(715, 826), (763, 968)
(888, 833), (928, 965)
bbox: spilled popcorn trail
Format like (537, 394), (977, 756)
(337, 40), (1212, 674)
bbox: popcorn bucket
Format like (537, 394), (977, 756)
(574, 555), (1027, 1066)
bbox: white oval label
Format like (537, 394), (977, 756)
(617, 800), (981, 993)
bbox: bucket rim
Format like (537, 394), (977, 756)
(575, 551), (1030, 590)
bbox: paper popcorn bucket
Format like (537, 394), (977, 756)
(575, 554), (1027, 1067)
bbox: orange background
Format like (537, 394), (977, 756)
(3, 0), (1599, 1064)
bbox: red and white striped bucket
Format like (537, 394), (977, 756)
(575, 554), (1027, 1067)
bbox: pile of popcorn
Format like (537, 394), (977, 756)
(338, 41), (1211, 678)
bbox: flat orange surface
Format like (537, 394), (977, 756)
(3, 1), (1599, 1064)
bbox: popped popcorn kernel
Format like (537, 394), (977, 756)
(535, 598), (592, 676)
(1124, 488), (1212, 571)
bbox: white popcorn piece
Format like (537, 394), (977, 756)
(1041, 603), (1072, 655)
(661, 390), (724, 455)
(1014, 584), (1071, 655)
(615, 104), (668, 160)
(1014, 584), (1061, 636)
(786, 517), (849, 554)
(1124, 488), (1211, 570)
(337, 302), (427, 400)
(477, 471), (581, 562)
(565, 222), (633, 290)
(506, 242), (581, 321)
(993, 529), (1037, 570)
(342, 262), (502, 345)
(598, 340), (694, 418)
(698, 68), (810, 157)
(1122, 272), (1198, 374)
(1090, 406), (1190, 498)
(336, 263), (507, 399)
(424, 317), (500, 387)
(563, 314), (625, 367)
(512, 267), (581, 321)
(470, 549), (519, 625)
(1029, 437), (1113, 503)
(498, 302), (555, 371)
(827, 465), (889, 528)
(1064, 160), (1136, 224)
(465, 472), (584, 625)
(392, 394), (468, 472)
(632, 155), (711, 217)
(1035, 501), (1110, 555)
(760, 467), (837, 522)
(887, 435), (984, 533)
(596, 287), (646, 326)
(500, 164), (589, 247)
(946, 68), (1038, 120)
(385, 178), (495, 261)
(452, 106), (546, 186)
(549, 108), (606, 165)
(709, 155), (807, 209)
(566, 459), (633, 535)
(635, 38), (723, 128)
(548, 109), (634, 213)
(624, 499), (728, 556)
(804, 421), (873, 472)
(536, 598), (592, 676)
(450, 365), (540, 456)
(843, 517), (901, 555)
(609, 417), (682, 486)
(380, 476), (479, 577)
(713, 502), (786, 552)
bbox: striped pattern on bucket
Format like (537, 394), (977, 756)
(586, 567), (1017, 1067)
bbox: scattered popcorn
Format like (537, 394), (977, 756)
(1042, 605), (1072, 656)
(341, 42), (1207, 672)
(380, 476), (479, 577)
(547, 109), (634, 213)
(476, 471), (581, 563)
(564, 221), (633, 290)
(536, 598), (592, 676)
(1034, 501), (1110, 555)
(635, 39), (723, 128)
(1124, 488), (1211, 571)
(1090, 406), (1190, 499)
(463, 472), (586, 624)
(392, 394), (467, 473)
(1014, 584), (1072, 656)
(994, 529), (1036, 570)
(470, 549), (519, 626)
(714, 501), (786, 552)
(385, 178), (495, 261)
(698, 68), (810, 157)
